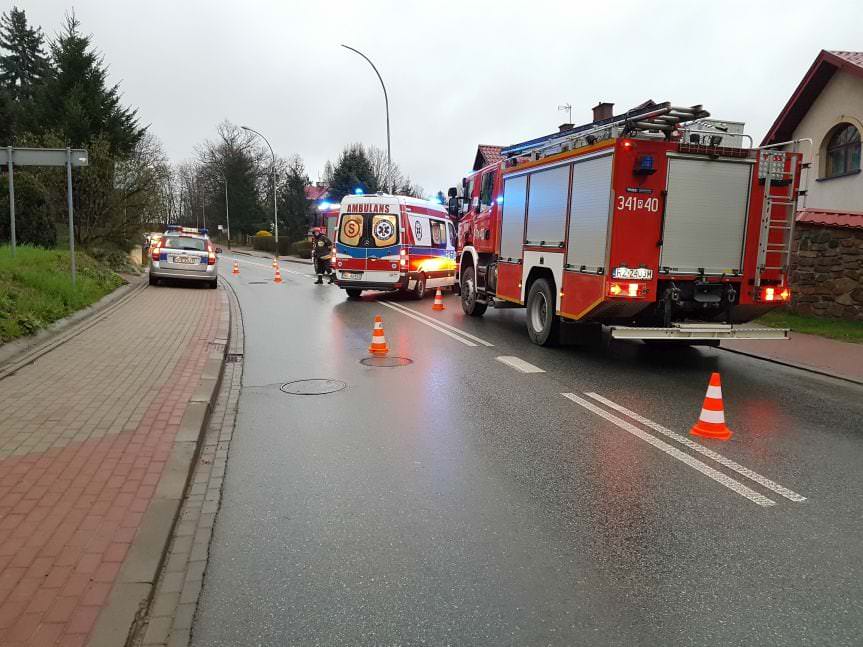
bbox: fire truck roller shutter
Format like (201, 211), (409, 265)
(525, 164), (569, 247)
(500, 175), (527, 261)
(660, 156), (754, 274)
(566, 153), (614, 272)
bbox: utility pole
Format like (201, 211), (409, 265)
(222, 172), (231, 249)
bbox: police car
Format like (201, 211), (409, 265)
(149, 226), (219, 288)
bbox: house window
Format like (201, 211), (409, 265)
(824, 123), (861, 178)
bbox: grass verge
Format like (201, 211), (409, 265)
(756, 309), (863, 344)
(0, 245), (125, 342)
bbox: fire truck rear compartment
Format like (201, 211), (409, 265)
(659, 156), (754, 275)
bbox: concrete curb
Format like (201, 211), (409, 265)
(718, 346), (863, 387)
(0, 273), (148, 378)
(87, 289), (232, 647)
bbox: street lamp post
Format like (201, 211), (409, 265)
(240, 125), (279, 249)
(222, 171), (231, 249)
(341, 44), (391, 193)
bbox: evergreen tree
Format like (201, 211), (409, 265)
(0, 7), (48, 103)
(279, 157), (311, 242)
(328, 144), (378, 201)
(29, 13), (143, 154)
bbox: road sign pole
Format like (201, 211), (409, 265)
(7, 146), (15, 257)
(66, 148), (76, 288)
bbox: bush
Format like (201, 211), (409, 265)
(0, 173), (56, 248)
(86, 243), (139, 274)
(255, 230), (273, 237)
(251, 236), (295, 256)
(291, 239), (313, 259)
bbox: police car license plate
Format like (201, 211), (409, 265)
(342, 271), (362, 280)
(172, 255), (198, 264)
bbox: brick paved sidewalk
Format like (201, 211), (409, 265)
(0, 285), (225, 646)
(722, 331), (863, 384)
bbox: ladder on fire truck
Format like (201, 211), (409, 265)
(503, 102), (711, 161)
(753, 139), (812, 288)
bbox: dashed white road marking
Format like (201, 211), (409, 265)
(561, 393), (776, 507)
(387, 302), (494, 347)
(380, 301), (477, 347)
(584, 392), (806, 502)
(496, 356), (545, 373)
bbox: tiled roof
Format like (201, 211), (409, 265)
(763, 50), (863, 145)
(305, 185), (329, 201)
(796, 208), (863, 229)
(829, 50), (863, 67)
(473, 145), (504, 171)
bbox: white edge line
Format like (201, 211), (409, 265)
(561, 393), (776, 507)
(380, 302), (478, 347)
(496, 355), (545, 373)
(584, 392), (806, 502)
(386, 302), (494, 347)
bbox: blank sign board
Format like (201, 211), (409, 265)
(0, 148), (89, 167)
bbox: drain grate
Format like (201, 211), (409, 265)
(360, 357), (413, 367)
(280, 379), (346, 395)
(225, 353), (243, 363)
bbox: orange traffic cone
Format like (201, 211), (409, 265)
(273, 266), (283, 284)
(690, 372), (733, 441)
(231, 260), (239, 275)
(368, 315), (389, 356)
(432, 288), (445, 311)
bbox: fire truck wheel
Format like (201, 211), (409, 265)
(412, 274), (427, 299)
(345, 288), (363, 299)
(460, 266), (487, 317)
(526, 278), (560, 346)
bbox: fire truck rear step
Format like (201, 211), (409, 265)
(609, 323), (788, 341)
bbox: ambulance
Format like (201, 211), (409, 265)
(333, 193), (458, 299)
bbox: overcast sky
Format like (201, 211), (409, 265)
(20, 0), (863, 195)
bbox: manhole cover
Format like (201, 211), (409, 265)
(280, 379), (346, 395)
(225, 353), (243, 363)
(247, 281), (268, 285)
(360, 357), (413, 367)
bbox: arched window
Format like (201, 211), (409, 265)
(825, 123), (861, 178)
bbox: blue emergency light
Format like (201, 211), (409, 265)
(634, 155), (656, 176)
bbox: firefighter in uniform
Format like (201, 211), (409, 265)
(311, 228), (334, 284)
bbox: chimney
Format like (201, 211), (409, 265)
(558, 123), (574, 133)
(592, 102), (614, 122)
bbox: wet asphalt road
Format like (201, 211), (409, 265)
(193, 253), (863, 647)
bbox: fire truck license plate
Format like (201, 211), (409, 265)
(342, 271), (362, 280)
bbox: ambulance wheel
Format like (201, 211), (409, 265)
(460, 266), (486, 317)
(412, 273), (427, 299)
(526, 278), (560, 346)
(345, 288), (363, 299)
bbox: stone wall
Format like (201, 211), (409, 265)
(789, 223), (863, 320)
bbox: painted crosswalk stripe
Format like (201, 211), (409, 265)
(584, 392), (806, 502)
(496, 356), (545, 373)
(562, 393), (776, 507)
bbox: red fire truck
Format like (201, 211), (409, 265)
(449, 102), (807, 346)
